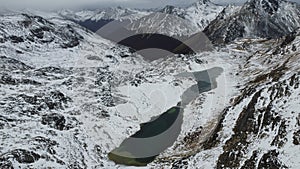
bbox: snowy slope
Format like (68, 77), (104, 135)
(0, 11), (236, 169)
(185, 0), (224, 31)
(0, 12), (151, 168)
(126, 12), (199, 37)
(115, 0), (224, 37)
(163, 29), (300, 169)
(205, 0), (300, 43)
(158, 0), (224, 33)
(59, 7), (150, 22)
(1, 0), (300, 168)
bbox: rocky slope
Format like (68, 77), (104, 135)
(0, 0), (300, 168)
(163, 29), (300, 169)
(126, 12), (199, 37)
(204, 0), (300, 44)
(158, 0), (224, 34)
(0, 13), (83, 49)
(0, 11), (150, 168)
(0, 11), (234, 169)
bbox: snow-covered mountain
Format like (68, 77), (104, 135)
(59, 7), (150, 22)
(58, 7), (151, 32)
(204, 0), (300, 44)
(1, 0), (300, 168)
(160, 5), (186, 18)
(159, 0), (224, 32)
(185, 0), (224, 31)
(126, 12), (199, 37)
(166, 28), (300, 169)
(0, 10), (229, 168)
(59, 0), (223, 37)
(0, 11), (150, 168)
(0, 13), (83, 51)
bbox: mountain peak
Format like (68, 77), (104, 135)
(244, 0), (286, 15)
(161, 5), (177, 14)
(204, 0), (300, 43)
(160, 5), (186, 18)
(193, 0), (212, 6)
(189, 0), (216, 9)
(196, 0), (211, 4)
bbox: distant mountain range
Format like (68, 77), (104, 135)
(59, 0), (300, 43)
(59, 0), (223, 37)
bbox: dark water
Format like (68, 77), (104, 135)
(75, 15), (221, 166)
(108, 106), (183, 166)
(78, 19), (113, 32)
(78, 19), (213, 62)
(108, 67), (223, 166)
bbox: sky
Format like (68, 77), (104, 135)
(0, 0), (299, 10)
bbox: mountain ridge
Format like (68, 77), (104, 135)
(204, 0), (300, 44)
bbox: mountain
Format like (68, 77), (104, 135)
(59, 0), (223, 36)
(185, 0), (224, 31)
(126, 12), (199, 37)
(59, 7), (150, 22)
(1, 0), (300, 168)
(160, 5), (186, 18)
(59, 7), (151, 32)
(204, 0), (300, 44)
(0, 13), (83, 50)
(127, 0), (223, 37)
(159, 0), (224, 32)
(0, 11), (154, 168)
(100, 0), (224, 38)
(0, 10), (219, 168)
(164, 28), (300, 169)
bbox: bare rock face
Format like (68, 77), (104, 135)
(0, 56), (33, 71)
(0, 149), (40, 166)
(41, 113), (66, 130)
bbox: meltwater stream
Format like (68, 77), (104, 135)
(108, 67), (223, 166)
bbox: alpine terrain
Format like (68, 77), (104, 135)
(0, 0), (299, 168)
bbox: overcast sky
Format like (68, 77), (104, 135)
(0, 0), (299, 10)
